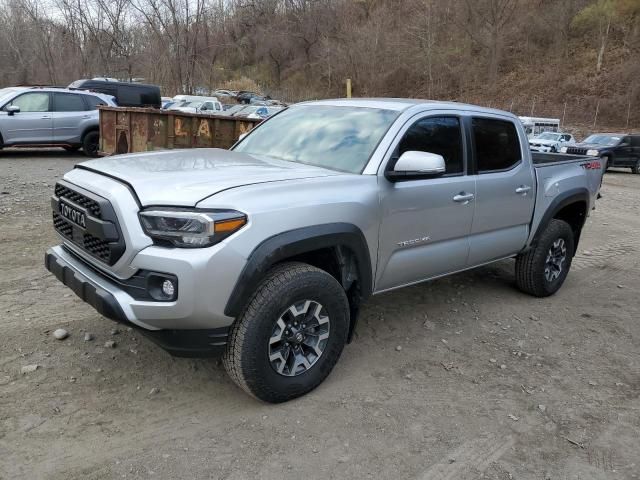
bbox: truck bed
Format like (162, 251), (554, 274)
(531, 151), (592, 166)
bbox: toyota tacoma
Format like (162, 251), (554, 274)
(45, 99), (604, 402)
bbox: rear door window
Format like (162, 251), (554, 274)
(118, 87), (140, 106)
(84, 95), (108, 110)
(53, 93), (87, 112)
(472, 118), (521, 173)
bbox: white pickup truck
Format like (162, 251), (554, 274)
(46, 99), (604, 402)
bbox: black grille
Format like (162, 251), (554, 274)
(566, 147), (588, 155)
(53, 213), (73, 239)
(52, 181), (125, 266)
(55, 183), (102, 217)
(83, 233), (111, 262)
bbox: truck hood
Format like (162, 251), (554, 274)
(571, 142), (607, 149)
(78, 148), (343, 206)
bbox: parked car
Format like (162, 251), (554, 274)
(231, 105), (283, 119)
(69, 79), (161, 109)
(529, 131), (575, 153)
(169, 95), (223, 114)
(561, 133), (640, 174)
(45, 99), (603, 403)
(237, 91), (262, 104)
(0, 86), (116, 156)
(213, 89), (236, 100)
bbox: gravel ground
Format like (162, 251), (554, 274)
(1, 149), (639, 480)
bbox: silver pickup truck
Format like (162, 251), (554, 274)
(45, 99), (603, 402)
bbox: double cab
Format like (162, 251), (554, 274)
(46, 99), (603, 402)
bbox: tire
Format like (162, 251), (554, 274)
(550, 146), (557, 153)
(82, 130), (100, 157)
(63, 146), (80, 153)
(632, 162), (640, 174)
(223, 262), (350, 403)
(602, 155), (610, 172)
(515, 219), (575, 297)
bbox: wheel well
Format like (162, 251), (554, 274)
(81, 126), (99, 141)
(553, 201), (587, 253)
(278, 245), (363, 342)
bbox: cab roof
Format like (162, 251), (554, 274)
(298, 98), (516, 118)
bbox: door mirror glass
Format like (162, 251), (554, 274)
(6, 105), (20, 115)
(387, 151), (446, 181)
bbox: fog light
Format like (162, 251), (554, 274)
(162, 279), (175, 297)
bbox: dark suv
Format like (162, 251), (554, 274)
(564, 133), (640, 174)
(69, 79), (161, 109)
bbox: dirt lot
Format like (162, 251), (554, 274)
(0, 149), (639, 480)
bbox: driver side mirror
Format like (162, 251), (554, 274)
(6, 105), (20, 116)
(386, 151), (446, 182)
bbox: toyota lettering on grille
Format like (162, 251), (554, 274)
(59, 200), (87, 229)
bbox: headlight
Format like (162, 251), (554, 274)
(586, 149), (599, 156)
(139, 209), (247, 248)
(560, 147), (568, 153)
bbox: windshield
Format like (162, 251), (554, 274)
(536, 132), (561, 140)
(0, 88), (21, 104)
(233, 105), (398, 173)
(583, 134), (620, 146)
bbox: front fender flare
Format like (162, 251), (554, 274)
(224, 223), (372, 318)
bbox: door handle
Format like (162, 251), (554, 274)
(41, 115), (51, 119)
(453, 192), (475, 203)
(82, 115), (91, 119)
(515, 185), (532, 194)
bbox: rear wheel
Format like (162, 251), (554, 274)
(515, 219), (575, 297)
(82, 130), (100, 157)
(632, 162), (640, 174)
(223, 262), (349, 403)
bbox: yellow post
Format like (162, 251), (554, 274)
(346, 78), (352, 98)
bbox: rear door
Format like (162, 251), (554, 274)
(52, 93), (90, 143)
(0, 92), (52, 144)
(467, 116), (536, 265)
(614, 136), (634, 166)
(376, 113), (476, 291)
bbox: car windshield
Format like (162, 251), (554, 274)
(536, 132), (561, 140)
(233, 105), (398, 173)
(0, 88), (21, 104)
(583, 134), (621, 146)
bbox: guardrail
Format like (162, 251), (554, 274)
(98, 106), (260, 155)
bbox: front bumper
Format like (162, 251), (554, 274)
(45, 246), (230, 357)
(530, 145), (554, 153)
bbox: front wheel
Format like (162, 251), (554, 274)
(632, 162), (640, 174)
(515, 219), (575, 297)
(223, 262), (350, 403)
(82, 131), (100, 157)
(602, 155), (610, 172)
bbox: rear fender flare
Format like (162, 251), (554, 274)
(224, 223), (373, 318)
(529, 188), (590, 254)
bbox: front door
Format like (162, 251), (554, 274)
(468, 116), (536, 265)
(376, 114), (476, 291)
(1, 92), (52, 144)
